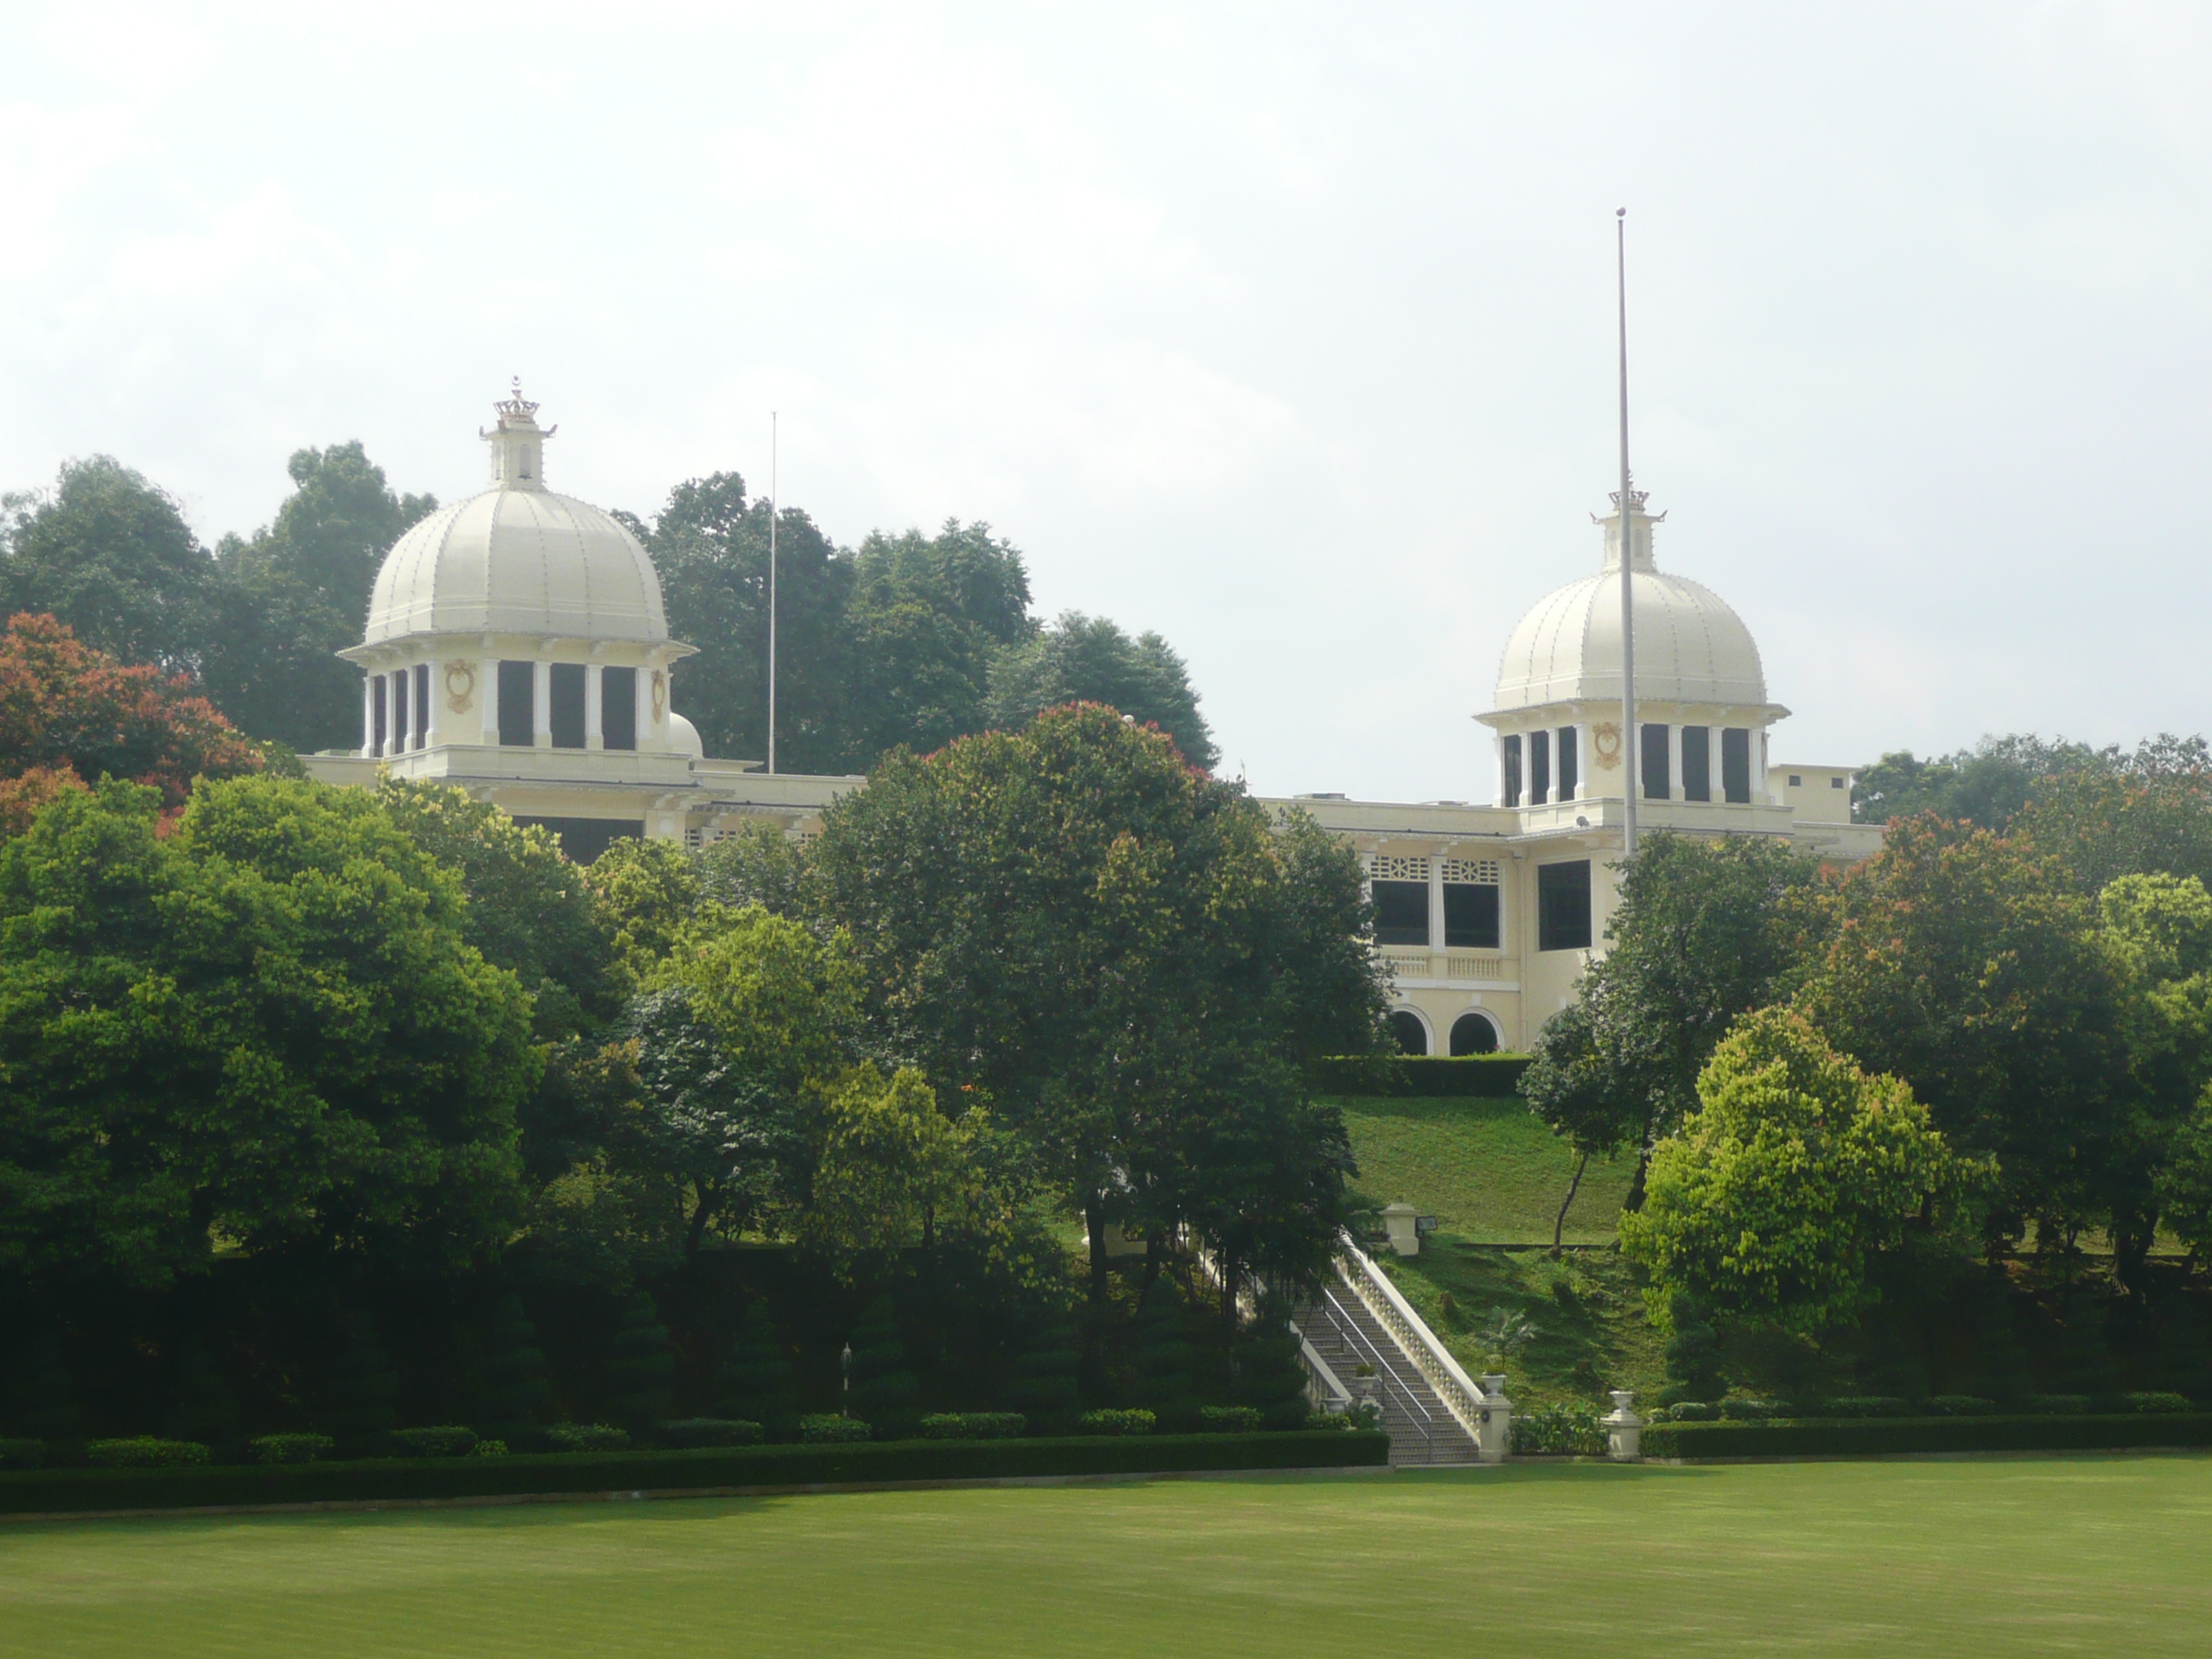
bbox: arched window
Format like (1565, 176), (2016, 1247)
(1449, 1011), (1500, 1056)
(1386, 1009), (1429, 1056)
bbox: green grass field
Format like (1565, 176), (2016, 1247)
(1337, 1094), (1630, 1243)
(7, 1457), (2212, 1656)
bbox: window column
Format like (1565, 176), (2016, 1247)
(585, 665), (605, 751)
(479, 659), (501, 744)
(1668, 725), (1683, 799)
(533, 660), (553, 749)
(361, 677), (377, 756)
(415, 663), (435, 750)
(1427, 854), (1446, 956)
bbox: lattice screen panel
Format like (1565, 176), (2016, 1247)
(1441, 858), (1501, 884)
(1370, 855), (1430, 881)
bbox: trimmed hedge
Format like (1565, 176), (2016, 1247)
(1078, 1409), (1156, 1436)
(1643, 1413), (2212, 1460)
(919, 1414), (1026, 1440)
(1312, 1055), (1531, 1098)
(0, 1430), (1390, 1516)
(250, 1434), (334, 1465)
(86, 1439), (207, 1468)
(390, 1427), (477, 1459)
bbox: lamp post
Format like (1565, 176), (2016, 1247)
(840, 1339), (853, 1417)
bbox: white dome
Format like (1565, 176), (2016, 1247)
(363, 488), (669, 646)
(668, 711), (704, 757)
(1492, 502), (1769, 712)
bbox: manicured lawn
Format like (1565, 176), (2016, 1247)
(1336, 1094), (1631, 1244)
(8, 1456), (2212, 1656)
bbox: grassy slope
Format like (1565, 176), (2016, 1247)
(10, 1459), (2212, 1656)
(1334, 1095), (1630, 1245)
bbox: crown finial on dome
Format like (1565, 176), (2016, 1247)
(478, 378), (557, 490)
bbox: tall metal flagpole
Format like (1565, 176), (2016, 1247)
(1617, 208), (1639, 860)
(767, 411), (779, 776)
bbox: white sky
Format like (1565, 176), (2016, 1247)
(2, 2), (2207, 800)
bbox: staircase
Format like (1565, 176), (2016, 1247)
(1293, 1255), (1484, 1466)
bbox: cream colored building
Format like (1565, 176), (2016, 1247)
(305, 392), (1879, 1049)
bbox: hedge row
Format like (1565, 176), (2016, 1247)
(1642, 1413), (2212, 1460)
(0, 1430), (1389, 1517)
(1313, 1055), (1531, 1097)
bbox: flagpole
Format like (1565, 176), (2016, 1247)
(767, 410), (778, 776)
(1617, 208), (1639, 860)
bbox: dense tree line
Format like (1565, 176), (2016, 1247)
(1, 449), (1218, 773)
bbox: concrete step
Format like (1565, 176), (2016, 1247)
(1294, 1281), (1481, 1466)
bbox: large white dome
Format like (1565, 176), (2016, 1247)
(360, 385), (670, 647)
(1492, 500), (1768, 712)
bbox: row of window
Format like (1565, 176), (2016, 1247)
(367, 664), (641, 756)
(1387, 1008), (1502, 1057)
(1502, 725), (1753, 807)
(1371, 859), (1592, 954)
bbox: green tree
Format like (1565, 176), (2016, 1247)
(586, 836), (702, 988)
(0, 776), (538, 1299)
(0, 457), (214, 671)
(1852, 734), (2111, 830)
(695, 818), (805, 917)
(715, 1300), (798, 1435)
(2013, 737), (2212, 895)
(1002, 1302), (1079, 1431)
(1231, 1295), (1311, 1429)
(801, 1063), (972, 1274)
(1621, 1009), (1961, 1337)
(606, 1290), (676, 1432)
(321, 1319), (399, 1455)
(169, 1335), (243, 1459)
(472, 1294), (553, 1447)
(1521, 832), (1821, 1218)
(1128, 1282), (1201, 1430)
(202, 443), (437, 753)
(844, 1294), (919, 1436)
(984, 612), (1217, 772)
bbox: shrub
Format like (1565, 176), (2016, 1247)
(1659, 1402), (1721, 1423)
(1078, 1408), (1156, 1437)
(472, 1440), (510, 1457)
(1511, 1402), (1605, 1455)
(2027, 1395), (2090, 1415)
(1643, 1413), (2212, 1460)
(249, 1433), (334, 1465)
(1304, 1413), (1355, 1432)
(1313, 1055), (1531, 1096)
(391, 1427), (478, 1459)
(544, 1423), (631, 1452)
(798, 1414), (871, 1445)
(86, 1438), (208, 1468)
(0, 1440), (43, 1471)
(1199, 1407), (1263, 1433)
(1815, 1396), (1913, 1419)
(1928, 1395), (1998, 1416)
(658, 1418), (764, 1449)
(2124, 1391), (2194, 1414)
(918, 1413), (1027, 1440)
(1719, 1397), (1792, 1421)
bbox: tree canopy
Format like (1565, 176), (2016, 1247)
(985, 611), (1217, 773)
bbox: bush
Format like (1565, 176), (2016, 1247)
(1198, 1406), (1263, 1433)
(2027, 1395), (2091, 1415)
(1927, 1395), (1997, 1416)
(1078, 1408), (1156, 1437)
(86, 1438), (208, 1468)
(0, 1440), (43, 1471)
(1719, 1398), (1792, 1421)
(473, 1440), (510, 1457)
(2124, 1391), (2194, 1414)
(1815, 1396), (1913, 1419)
(1643, 1414), (2212, 1460)
(1658, 1402), (1722, 1423)
(544, 1423), (631, 1452)
(798, 1414), (871, 1445)
(658, 1418), (764, 1448)
(1313, 1055), (1530, 1097)
(391, 1427), (478, 1459)
(249, 1433), (334, 1465)
(1511, 1402), (1605, 1455)
(918, 1413), (1027, 1440)
(1304, 1413), (1355, 1432)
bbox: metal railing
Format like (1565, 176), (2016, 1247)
(1311, 1285), (1436, 1463)
(1335, 1230), (1490, 1446)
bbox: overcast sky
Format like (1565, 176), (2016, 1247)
(2, 3), (2206, 800)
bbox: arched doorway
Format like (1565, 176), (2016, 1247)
(1387, 1009), (1430, 1056)
(1449, 1010), (1501, 1056)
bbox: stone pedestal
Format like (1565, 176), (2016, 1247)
(1604, 1389), (1643, 1460)
(1477, 1373), (1513, 1462)
(1382, 1203), (1420, 1256)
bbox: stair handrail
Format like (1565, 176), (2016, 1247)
(1334, 1229), (1489, 1443)
(1316, 1286), (1434, 1462)
(1299, 1334), (1354, 1412)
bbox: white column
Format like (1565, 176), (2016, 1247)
(421, 662), (440, 748)
(1667, 725), (1683, 800)
(585, 664), (605, 751)
(1574, 721), (1592, 801)
(360, 677), (376, 756)
(1428, 854), (1446, 955)
(532, 660), (553, 748)
(479, 660), (500, 745)
(637, 659), (658, 750)
(1493, 734), (1507, 808)
(1756, 728), (1771, 803)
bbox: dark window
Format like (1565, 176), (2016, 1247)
(412, 664), (430, 749)
(1787, 774), (1802, 788)
(1831, 776), (1846, 790)
(391, 665), (409, 751)
(372, 675), (387, 756)
(1443, 882), (1500, 950)
(1386, 1010), (1428, 1056)
(1556, 727), (1578, 800)
(1642, 723), (1669, 800)
(1530, 730), (1552, 804)
(498, 661), (534, 747)
(1681, 726), (1711, 801)
(601, 666), (637, 751)
(1502, 734), (1522, 806)
(550, 664), (588, 749)
(1449, 1011), (1500, 1056)
(1537, 860), (1592, 951)
(511, 817), (647, 864)
(1721, 728), (1751, 804)
(1371, 880), (1429, 947)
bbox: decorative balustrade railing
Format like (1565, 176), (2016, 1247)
(1334, 1230), (1491, 1445)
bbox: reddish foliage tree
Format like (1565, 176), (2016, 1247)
(0, 613), (263, 817)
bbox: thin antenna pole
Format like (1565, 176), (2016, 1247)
(767, 411), (779, 776)
(1617, 208), (1639, 860)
